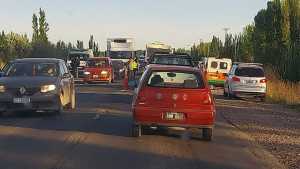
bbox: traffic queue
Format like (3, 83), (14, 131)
(0, 51), (267, 142)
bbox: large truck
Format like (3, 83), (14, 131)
(107, 38), (135, 63)
(145, 42), (171, 63)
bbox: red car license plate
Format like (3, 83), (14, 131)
(164, 112), (185, 120)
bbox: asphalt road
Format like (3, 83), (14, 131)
(0, 82), (280, 169)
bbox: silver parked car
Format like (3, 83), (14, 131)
(224, 63), (267, 101)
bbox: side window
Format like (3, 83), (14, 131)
(220, 62), (228, 70)
(59, 63), (66, 76)
(229, 65), (236, 75)
(62, 61), (69, 73)
(210, 61), (218, 69)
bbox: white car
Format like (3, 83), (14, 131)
(224, 63), (267, 101)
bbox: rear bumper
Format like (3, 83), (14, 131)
(134, 122), (214, 129)
(83, 76), (111, 82)
(232, 91), (266, 97)
(133, 106), (215, 128)
(0, 93), (60, 112)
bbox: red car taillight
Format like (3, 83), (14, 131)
(202, 94), (212, 105)
(260, 79), (267, 83)
(232, 76), (240, 82)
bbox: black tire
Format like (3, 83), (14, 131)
(0, 111), (3, 117)
(227, 87), (233, 99)
(202, 128), (213, 141)
(223, 89), (228, 97)
(56, 93), (64, 115)
(260, 96), (266, 102)
(132, 124), (142, 137)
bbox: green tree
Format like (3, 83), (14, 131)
(38, 8), (49, 43)
(209, 36), (222, 58)
(89, 35), (94, 49)
(32, 14), (39, 43)
(76, 40), (84, 49)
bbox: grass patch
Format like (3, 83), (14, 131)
(265, 67), (300, 107)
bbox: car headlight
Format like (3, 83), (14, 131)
(41, 85), (56, 93)
(101, 71), (108, 75)
(119, 68), (125, 73)
(84, 71), (91, 75)
(0, 85), (5, 93)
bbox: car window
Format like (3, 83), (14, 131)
(151, 56), (193, 66)
(36, 63), (58, 77)
(6, 62), (58, 77)
(210, 61), (218, 69)
(147, 71), (204, 89)
(61, 62), (69, 73)
(220, 62), (228, 70)
(59, 63), (66, 76)
(87, 59), (109, 67)
(229, 65), (237, 75)
(235, 67), (264, 77)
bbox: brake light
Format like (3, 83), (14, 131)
(232, 76), (240, 82)
(260, 79), (267, 83)
(137, 94), (146, 105)
(203, 94), (212, 105)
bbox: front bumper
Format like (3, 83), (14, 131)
(0, 93), (60, 112)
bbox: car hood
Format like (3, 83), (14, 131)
(0, 76), (59, 88)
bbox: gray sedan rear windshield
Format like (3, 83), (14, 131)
(147, 71), (204, 89)
(6, 63), (59, 77)
(235, 67), (264, 77)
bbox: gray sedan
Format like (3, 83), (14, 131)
(0, 58), (75, 115)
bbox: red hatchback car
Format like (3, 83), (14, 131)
(83, 57), (114, 83)
(132, 65), (216, 141)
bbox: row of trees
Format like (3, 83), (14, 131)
(191, 0), (300, 82)
(0, 8), (102, 68)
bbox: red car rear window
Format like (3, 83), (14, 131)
(147, 71), (204, 89)
(87, 59), (109, 67)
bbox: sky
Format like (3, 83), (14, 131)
(0, 0), (268, 50)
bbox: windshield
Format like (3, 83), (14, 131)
(6, 63), (59, 77)
(109, 51), (133, 59)
(147, 71), (204, 89)
(150, 56), (193, 66)
(87, 59), (109, 67)
(68, 54), (89, 61)
(235, 67), (264, 77)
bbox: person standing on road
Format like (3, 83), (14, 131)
(128, 57), (134, 80)
(132, 58), (138, 79)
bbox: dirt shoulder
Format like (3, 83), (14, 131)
(215, 93), (300, 169)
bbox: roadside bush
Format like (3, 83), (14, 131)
(265, 67), (300, 106)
